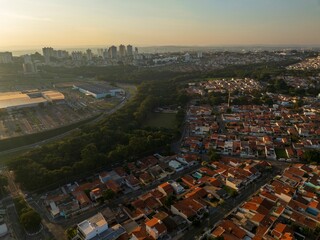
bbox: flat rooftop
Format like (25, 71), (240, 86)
(78, 212), (107, 236)
(74, 83), (120, 95)
(0, 90), (64, 109)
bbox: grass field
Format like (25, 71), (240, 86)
(143, 112), (177, 129)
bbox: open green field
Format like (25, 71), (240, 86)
(143, 112), (177, 129)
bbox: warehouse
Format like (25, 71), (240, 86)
(0, 90), (65, 110)
(73, 83), (124, 99)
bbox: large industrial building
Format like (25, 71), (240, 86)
(0, 90), (65, 110)
(73, 83), (124, 99)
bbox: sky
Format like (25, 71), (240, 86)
(0, 0), (320, 50)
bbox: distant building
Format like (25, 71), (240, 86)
(23, 55), (36, 74)
(197, 52), (203, 58)
(86, 49), (93, 61)
(119, 44), (126, 58)
(0, 52), (13, 64)
(42, 47), (54, 64)
(73, 83), (124, 99)
(97, 48), (104, 57)
(127, 45), (133, 56)
(72, 51), (83, 61)
(184, 53), (191, 62)
(134, 47), (139, 55)
(42, 47), (69, 63)
(108, 46), (117, 59)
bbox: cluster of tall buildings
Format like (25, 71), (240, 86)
(42, 47), (69, 64)
(97, 44), (138, 60)
(42, 45), (138, 64)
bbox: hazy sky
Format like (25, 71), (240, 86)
(0, 0), (320, 49)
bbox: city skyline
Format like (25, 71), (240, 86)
(0, 0), (320, 50)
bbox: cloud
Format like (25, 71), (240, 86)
(5, 13), (52, 22)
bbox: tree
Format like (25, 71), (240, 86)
(102, 189), (116, 201)
(20, 210), (41, 232)
(208, 148), (221, 161)
(65, 227), (78, 240)
(303, 150), (320, 164)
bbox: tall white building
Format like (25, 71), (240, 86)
(0, 52), (13, 64)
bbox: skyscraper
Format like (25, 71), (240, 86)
(42, 47), (54, 64)
(119, 44), (126, 58)
(22, 55), (35, 73)
(108, 46), (117, 59)
(127, 45), (133, 56)
(134, 47), (139, 55)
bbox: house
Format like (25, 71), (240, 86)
(157, 182), (174, 196)
(145, 217), (167, 239)
(181, 175), (197, 188)
(139, 172), (154, 185)
(271, 223), (294, 240)
(105, 180), (122, 194)
(171, 198), (207, 223)
(131, 225), (153, 240)
(99, 172), (112, 184)
(77, 213), (108, 240)
(72, 191), (91, 208)
(125, 175), (140, 190)
(90, 188), (102, 202)
(168, 180), (185, 195)
(211, 220), (247, 240)
(169, 160), (184, 172)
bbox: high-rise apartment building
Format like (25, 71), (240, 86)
(127, 45), (133, 56)
(119, 44), (126, 58)
(42, 47), (54, 64)
(108, 46), (117, 59)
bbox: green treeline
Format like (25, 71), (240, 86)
(13, 197), (41, 233)
(9, 76), (190, 191)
